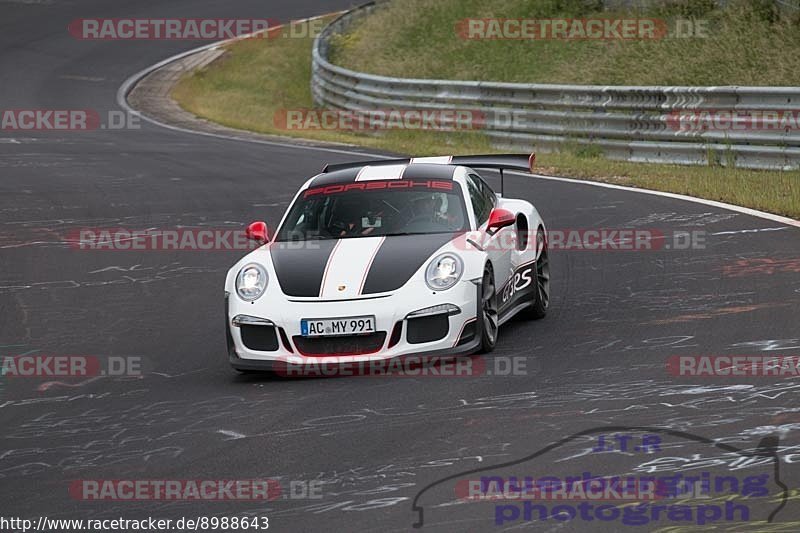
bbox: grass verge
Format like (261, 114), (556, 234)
(172, 15), (800, 219)
(331, 0), (800, 85)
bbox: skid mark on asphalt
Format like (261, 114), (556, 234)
(573, 290), (759, 317)
(623, 212), (739, 227)
(2, 382), (795, 476)
(729, 339), (800, 352)
(723, 257), (800, 277)
(571, 335), (698, 353)
(646, 302), (793, 324)
(0, 265), (223, 293)
(37, 376), (106, 392)
(0, 211), (282, 250)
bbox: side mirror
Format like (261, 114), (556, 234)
(245, 221), (270, 244)
(486, 208), (515, 233)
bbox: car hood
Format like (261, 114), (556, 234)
(269, 233), (459, 299)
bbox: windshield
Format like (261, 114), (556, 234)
(275, 179), (467, 241)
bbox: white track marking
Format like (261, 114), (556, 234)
(217, 429), (247, 440)
(510, 171), (800, 228)
(711, 227), (790, 235)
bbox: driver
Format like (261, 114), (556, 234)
(330, 196), (380, 237)
(410, 194), (443, 222)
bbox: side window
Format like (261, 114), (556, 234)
(466, 174), (489, 225)
(467, 174), (495, 225)
(476, 175), (497, 212)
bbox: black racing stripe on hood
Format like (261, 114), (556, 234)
(361, 233), (458, 294)
(271, 240), (338, 297)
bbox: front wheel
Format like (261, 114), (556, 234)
(478, 265), (499, 353)
(521, 228), (550, 320)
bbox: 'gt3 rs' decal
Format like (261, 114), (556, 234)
(498, 261), (536, 311)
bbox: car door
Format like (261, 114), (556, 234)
(466, 173), (513, 293)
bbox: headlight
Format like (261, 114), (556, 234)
(425, 253), (463, 291)
(236, 263), (268, 301)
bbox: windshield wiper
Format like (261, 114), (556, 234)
(381, 231), (456, 237)
(274, 235), (334, 242)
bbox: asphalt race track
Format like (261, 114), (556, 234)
(2, 1), (800, 531)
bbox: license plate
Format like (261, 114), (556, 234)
(301, 316), (376, 337)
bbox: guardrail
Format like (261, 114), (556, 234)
(311, 1), (800, 170)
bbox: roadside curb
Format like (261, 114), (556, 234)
(117, 12), (390, 159)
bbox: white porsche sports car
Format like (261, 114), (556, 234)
(225, 154), (549, 372)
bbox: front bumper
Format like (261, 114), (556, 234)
(226, 280), (482, 371)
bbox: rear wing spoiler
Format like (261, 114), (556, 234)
(321, 154), (535, 197)
(322, 154), (536, 196)
(321, 153), (535, 174)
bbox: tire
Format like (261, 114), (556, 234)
(521, 228), (550, 320)
(478, 264), (499, 353)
